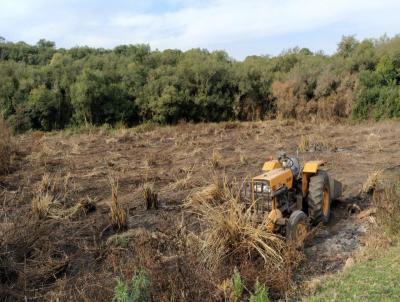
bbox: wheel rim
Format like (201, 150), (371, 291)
(322, 187), (330, 217)
(294, 222), (307, 247)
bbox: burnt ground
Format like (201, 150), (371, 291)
(1, 120), (400, 301)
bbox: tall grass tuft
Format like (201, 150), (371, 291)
(362, 169), (383, 194)
(32, 192), (54, 219)
(374, 181), (400, 237)
(109, 177), (127, 231)
(142, 183), (158, 210)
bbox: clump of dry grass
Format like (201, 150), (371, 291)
(373, 181), (400, 237)
(211, 149), (222, 169)
(168, 166), (203, 191)
(109, 178), (127, 231)
(32, 192), (55, 219)
(364, 133), (383, 152)
(0, 118), (12, 174)
(63, 198), (96, 219)
(239, 153), (247, 164)
(32, 191), (95, 220)
(38, 173), (54, 193)
(143, 183), (159, 209)
(143, 155), (157, 169)
(362, 169), (383, 194)
(186, 178), (284, 270)
(298, 134), (335, 152)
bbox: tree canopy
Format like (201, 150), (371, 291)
(0, 34), (399, 132)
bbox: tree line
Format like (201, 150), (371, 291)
(0, 34), (399, 132)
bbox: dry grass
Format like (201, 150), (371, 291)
(362, 169), (383, 194)
(143, 183), (159, 209)
(32, 192), (95, 220)
(211, 149), (222, 169)
(32, 192), (55, 219)
(168, 166), (203, 191)
(0, 118), (12, 174)
(186, 178), (284, 270)
(298, 134), (334, 153)
(109, 178), (127, 231)
(373, 181), (400, 237)
(364, 133), (383, 152)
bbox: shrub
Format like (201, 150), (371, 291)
(232, 269), (244, 302)
(113, 268), (151, 302)
(0, 118), (12, 174)
(250, 280), (270, 302)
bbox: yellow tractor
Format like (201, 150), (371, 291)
(243, 152), (342, 247)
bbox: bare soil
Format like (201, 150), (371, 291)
(1, 120), (400, 301)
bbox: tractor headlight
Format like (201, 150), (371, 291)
(253, 183), (271, 193)
(254, 184), (263, 193)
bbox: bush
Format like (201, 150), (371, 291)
(113, 269), (151, 302)
(250, 280), (270, 302)
(0, 118), (12, 174)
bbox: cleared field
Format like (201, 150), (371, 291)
(1, 120), (400, 301)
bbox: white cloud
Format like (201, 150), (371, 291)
(1, 0), (400, 58)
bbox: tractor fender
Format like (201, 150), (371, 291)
(301, 160), (325, 197)
(302, 160), (325, 173)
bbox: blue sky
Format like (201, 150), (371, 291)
(1, 0), (399, 59)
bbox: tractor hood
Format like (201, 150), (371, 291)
(252, 168), (293, 191)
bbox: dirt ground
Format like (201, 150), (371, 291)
(1, 120), (400, 301)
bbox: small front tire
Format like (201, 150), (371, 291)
(287, 210), (308, 249)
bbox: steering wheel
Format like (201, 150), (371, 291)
(278, 152), (294, 168)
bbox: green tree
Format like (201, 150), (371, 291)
(27, 85), (60, 130)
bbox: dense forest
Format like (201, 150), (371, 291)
(0, 34), (399, 132)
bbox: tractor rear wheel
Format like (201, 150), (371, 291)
(307, 170), (331, 225)
(287, 210), (308, 249)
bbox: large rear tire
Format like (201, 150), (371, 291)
(307, 170), (331, 225)
(287, 210), (308, 249)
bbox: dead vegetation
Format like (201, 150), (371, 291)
(298, 134), (335, 153)
(362, 169), (384, 194)
(31, 173), (96, 220)
(142, 183), (159, 210)
(187, 178), (284, 268)
(185, 178), (304, 297)
(373, 181), (400, 237)
(211, 149), (223, 168)
(109, 177), (127, 231)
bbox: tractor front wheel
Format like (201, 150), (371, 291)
(287, 210), (308, 249)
